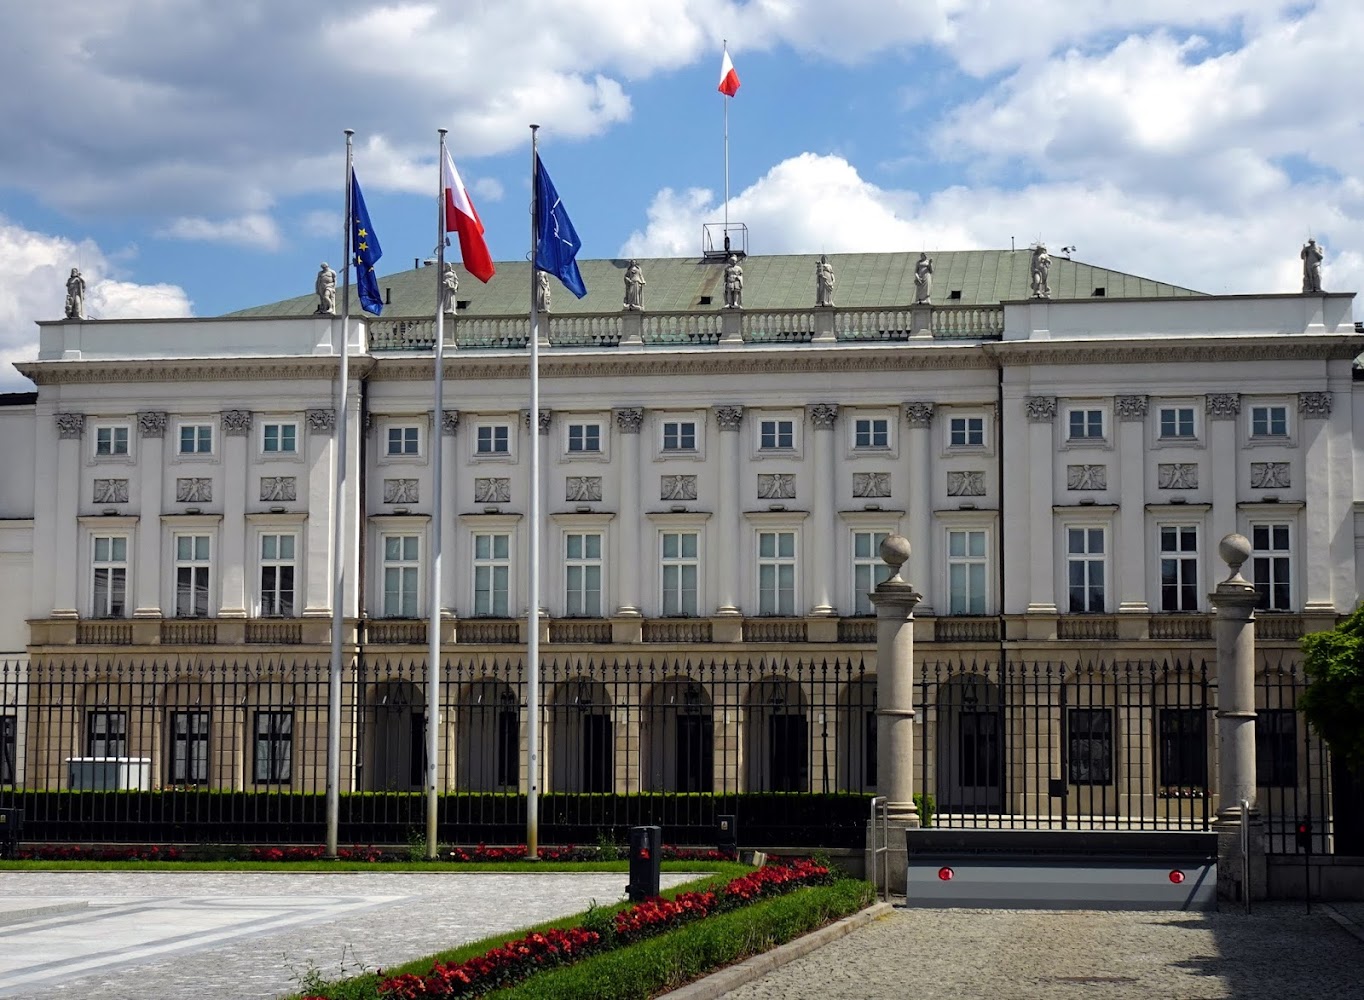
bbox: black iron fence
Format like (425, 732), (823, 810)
(0, 653), (1335, 849)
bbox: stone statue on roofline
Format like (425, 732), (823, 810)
(815, 255), (835, 307)
(314, 262), (337, 315)
(535, 271), (552, 314)
(623, 260), (645, 310)
(1301, 238), (1324, 294)
(914, 252), (933, 305)
(442, 262), (459, 315)
(1030, 244), (1052, 299)
(64, 267), (86, 320)
(723, 254), (744, 309)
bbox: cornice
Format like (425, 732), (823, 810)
(14, 356), (376, 386)
(986, 335), (1364, 367)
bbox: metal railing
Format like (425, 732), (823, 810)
(869, 795), (889, 901)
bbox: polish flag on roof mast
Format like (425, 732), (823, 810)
(718, 45), (740, 97)
(441, 147), (495, 283)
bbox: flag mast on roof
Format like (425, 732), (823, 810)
(718, 41), (741, 251)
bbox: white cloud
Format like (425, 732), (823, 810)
(157, 214), (283, 250)
(471, 177), (505, 203)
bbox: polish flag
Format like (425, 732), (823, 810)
(442, 147), (495, 283)
(717, 47), (740, 97)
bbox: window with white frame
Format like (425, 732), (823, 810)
(1066, 526), (1106, 613)
(852, 530), (890, 615)
(168, 710), (210, 785)
(759, 419), (794, 450)
(567, 423), (601, 454)
(1067, 409), (1105, 442)
(660, 531), (699, 616)
(1158, 407), (1196, 440)
(564, 533), (602, 616)
(91, 535), (128, 618)
(386, 425), (420, 456)
(1159, 525), (1200, 612)
(86, 710), (127, 758)
(947, 528), (988, 615)
(259, 533), (296, 617)
(1251, 523), (1291, 610)
(854, 418), (889, 450)
(95, 425), (130, 457)
(757, 530), (797, 615)
(252, 710), (292, 784)
(179, 424), (213, 455)
(476, 424), (510, 455)
(1250, 405), (1289, 439)
(382, 534), (421, 617)
(662, 420), (697, 452)
(262, 422), (297, 455)
(473, 533), (510, 617)
(174, 534), (211, 618)
(949, 416), (985, 448)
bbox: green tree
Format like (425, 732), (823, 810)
(1300, 605), (1364, 773)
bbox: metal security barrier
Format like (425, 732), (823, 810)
(868, 796), (889, 901)
(905, 829), (1217, 910)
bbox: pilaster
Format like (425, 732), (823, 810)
(1299, 390), (1333, 611)
(1025, 396), (1057, 613)
(51, 412), (84, 617)
(1206, 393), (1240, 557)
(441, 409), (460, 616)
(713, 405), (744, 614)
(303, 408), (336, 616)
(1115, 395), (1149, 614)
(133, 411), (167, 617)
(903, 402), (934, 615)
(218, 409), (251, 617)
(614, 408), (644, 615)
(808, 403), (838, 614)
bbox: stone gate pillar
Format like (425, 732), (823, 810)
(1209, 532), (1267, 903)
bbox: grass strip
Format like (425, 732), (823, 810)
(0, 859), (747, 875)
(486, 879), (875, 1000)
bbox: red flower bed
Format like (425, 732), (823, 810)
(16, 844), (182, 862)
(247, 845), (384, 863)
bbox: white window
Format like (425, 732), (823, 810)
(253, 711), (293, 784)
(262, 422), (297, 455)
(949, 416), (985, 448)
(757, 530), (797, 616)
(852, 530), (890, 615)
(564, 532), (602, 616)
(760, 419), (794, 450)
(661, 531), (699, 616)
(854, 418), (889, 450)
(382, 534), (421, 618)
(1251, 523), (1291, 611)
(1159, 525), (1199, 612)
(87, 710), (127, 758)
(179, 424), (213, 455)
(1066, 526), (1106, 613)
(1251, 405), (1289, 438)
(567, 423), (601, 454)
(476, 424), (510, 455)
(95, 425), (129, 457)
(662, 420), (697, 452)
(1067, 409), (1104, 442)
(174, 534), (211, 618)
(1158, 407), (1195, 440)
(91, 535), (128, 618)
(947, 529), (988, 615)
(473, 533), (510, 617)
(259, 533), (296, 617)
(387, 425), (420, 456)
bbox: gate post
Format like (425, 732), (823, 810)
(1209, 533), (1267, 904)
(867, 535), (923, 893)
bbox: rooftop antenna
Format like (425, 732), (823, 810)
(1011, 236), (1015, 251)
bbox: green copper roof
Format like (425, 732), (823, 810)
(226, 250), (1203, 318)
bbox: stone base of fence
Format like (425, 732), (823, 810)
(1216, 821), (1268, 904)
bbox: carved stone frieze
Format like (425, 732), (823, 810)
(661, 474), (697, 501)
(853, 472), (891, 498)
(220, 409), (253, 435)
(1298, 391), (1332, 418)
(807, 403), (838, 429)
(1067, 464), (1107, 491)
(615, 407), (644, 433)
(138, 411), (168, 438)
(521, 408), (552, 434)
(307, 408), (336, 433)
(442, 410), (461, 435)
(947, 470), (986, 497)
(1250, 462), (1290, 489)
(566, 476), (603, 502)
(903, 401), (935, 427)
(176, 477), (212, 503)
(757, 473), (796, 500)
(1158, 463), (1198, 489)
(1025, 396), (1057, 422)
(260, 476), (297, 502)
(713, 405), (744, 431)
(474, 477), (511, 504)
(1205, 393), (1241, 419)
(1115, 395), (1149, 421)
(55, 412), (85, 439)
(93, 479), (128, 504)
(383, 478), (419, 504)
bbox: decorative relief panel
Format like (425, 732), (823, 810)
(1066, 464), (1107, 491)
(946, 470), (986, 497)
(1250, 462), (1290, 489)
(1204, 393), (1241, 419)
(220, 409), (253, 435)
(55, 412), (85, 438)
(807, 403), (838, 428)
(661, 474), (697, 501)
(757, 473), (796, 500)
(1298, 391), (1332, 418)
(138, 411), (168, 438)
(853, 472), (891, 498)
(1157, 463), (1198, 489)
(383, 478), (419, 504)
(306, 408), (336, 433)
(176, 477), (212, 503)
(615, 407), (644, 433)
(713, 405), (744, 430)
(93, 479), (128, 504)
(260, 476), (297, 502)
(474, 477), (511, 504)
(903, 401), (935, 427)
(1025, 396), (1056, 422)
(566, 476), (603, 502)
(441, 409), (461, 435)
(1115, 395), (1149, 421)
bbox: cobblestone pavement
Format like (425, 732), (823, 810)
(722, 903), (1364, 1000)
(0, 870), (691, 1000)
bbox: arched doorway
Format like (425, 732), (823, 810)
(641, 678), (714, 792)
(549, 679), (613, 793)
(935, 672), (1003, 812)
(455, 679), (520, 791)
(745, 677), (808, 792)
(362, 680), (425, 791)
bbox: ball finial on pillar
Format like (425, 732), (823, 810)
(879, 534), (912, 583)
(1218, 533), (1252, 585)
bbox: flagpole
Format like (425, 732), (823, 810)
(526, 123), (542, 861)
(325, 129), (354, 860)
(426, 128), (449, 860)
(723, 40), (730, 247)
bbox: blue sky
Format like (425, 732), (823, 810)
(2, 0), (1361, 390)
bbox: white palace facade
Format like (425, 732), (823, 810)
(0, 249), (1359, 808)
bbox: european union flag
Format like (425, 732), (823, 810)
(351, 168), (384, 315)
(534, 155), (587, 299)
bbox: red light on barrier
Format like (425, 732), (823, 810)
(1169, 870), (1186, 884)
(938, 867), (954, 881)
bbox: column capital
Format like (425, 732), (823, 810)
(1115, 395), (1148, 421)
(441, 409), (460, 435)
(713, 404), (744, 431)
(807, 403), (838, 429)
(55, 412), (85, 439)
(306, 408), (336, 433)
(1298, 391), (1332, 418)
(138, 411), (168, 438)
(614, 407), (644, 433)
(521, 408), (552, 434)
(902, 401), (934, 427)
(1024, 396), (1056, 422)
(221, 409), (253, 435)
(1205, 393), (1241, 420)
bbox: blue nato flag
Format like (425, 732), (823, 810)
(351, 169), (384, 315)
(534, 155), (587, 299)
